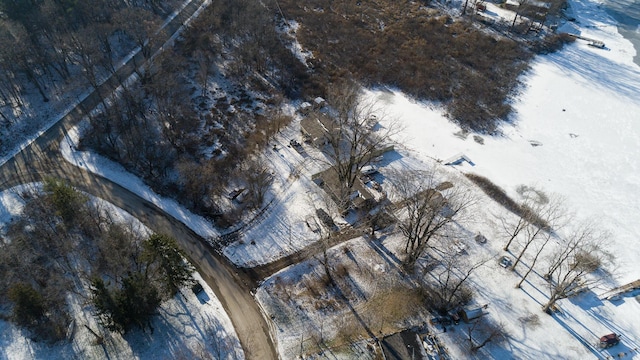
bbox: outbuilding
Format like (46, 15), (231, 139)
(459, 306), (486, 323)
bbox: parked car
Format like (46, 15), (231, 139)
(360, 165), (378, 176)
(316, 208), (338, 232)
(289, 139), (302, 148)
(599, 333), (620, 348)
(499, 255), (513, 268)
(191, 282), (204, 295)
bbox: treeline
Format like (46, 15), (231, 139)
(0, 179), (194, 341)
(0, 0), (175, 126)
(279, 0), (532, 132)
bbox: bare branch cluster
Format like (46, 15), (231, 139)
(392, 168), (476, 269)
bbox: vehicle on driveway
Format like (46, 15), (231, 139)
(499, 255), (512, 268)
(360, 165), (378, 176)
(599, 333), (620, 348)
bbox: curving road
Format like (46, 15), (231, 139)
(0, 1), (278, 359)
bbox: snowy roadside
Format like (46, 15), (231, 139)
(0, 183), (242, 360)
(60, 124), (220, 241)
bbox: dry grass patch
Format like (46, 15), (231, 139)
(280, 0), (532, 132)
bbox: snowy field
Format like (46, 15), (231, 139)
(369, 0), (640, 284)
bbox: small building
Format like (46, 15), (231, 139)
(459, 306), (486, 323)
(313, 97), (326, 110)
(443, 153), (475, 166)
(227, 188), (246, 200)
(298, 101), (312, 115)
(381, 330), (423, 360)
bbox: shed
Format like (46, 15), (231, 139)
(313, 97), (326, 109)
(444, 153), (475, 166)
(459, 306), (485, 322)
(299, 102), (312, 115)
(381, 330), (423, 360)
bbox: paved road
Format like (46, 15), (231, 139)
(0, 1), (278, 359)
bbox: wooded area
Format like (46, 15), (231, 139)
(0, 179), (194, 341)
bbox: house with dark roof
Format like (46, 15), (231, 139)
(300, 115), (336, 147)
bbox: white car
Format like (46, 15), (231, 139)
(361, 165), (378, 176)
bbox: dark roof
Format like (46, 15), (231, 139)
(300, 116), (335, 141)
(381, 330), (423, 360)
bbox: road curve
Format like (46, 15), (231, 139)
(0, 1), (278, 359)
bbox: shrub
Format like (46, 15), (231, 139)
(280, 0), (531, 132)
(530, 33), (575, 54)
(465, 173), (549, 228)
(8, 283), (46, 327)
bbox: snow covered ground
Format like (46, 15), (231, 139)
(61, 124), (220, 241)
(2, 0), (638, 356)
(253, 0), (640, 358)
(0, 184), (242, 360)
(368, 0), (640, 284)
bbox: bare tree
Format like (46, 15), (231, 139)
(64, 28), (109, 103)
(510, 195), (566, 270)
(466, 320), (508, 352)
(319, 82), (397, 204)
(365, 200), (394, 239)
(114, 8), (164, 61)
(499, 186), (563, 252)
(515, 230), (552, 288)
(427, 244), (488, 311)
(243, 158), (273, 207)
(511, 0), (531, 29)
(541, 223), (613, 314)
(194, 49), (212, 96)
(499, 196), (537, 252)
(393, 169), (476, 269)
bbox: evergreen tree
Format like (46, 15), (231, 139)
(90, 277), (122, 332)
(117, 272), (161, 332)
(143, 233), (194, 296)
(43, 177), (87, 223)
(90, 273), (161, 334)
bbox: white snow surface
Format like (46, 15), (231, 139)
(254, 0), (640, 358)
(0, 184), (242, 360)
(365, 0), (640, 284)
